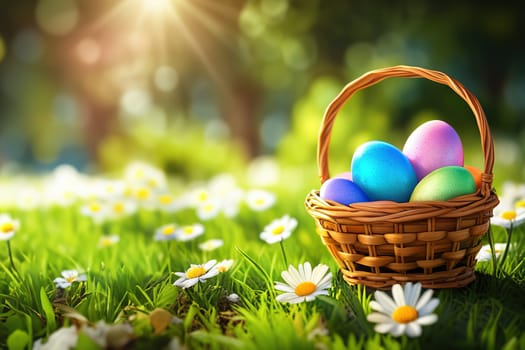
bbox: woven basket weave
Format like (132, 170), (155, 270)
(305, 65), (499, 289)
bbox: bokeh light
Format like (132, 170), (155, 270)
(154, 65), (178, 92)
(35, 0), (79, 36)
(75, 38), (101, 65)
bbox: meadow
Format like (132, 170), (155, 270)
(0, 161), (523, 350)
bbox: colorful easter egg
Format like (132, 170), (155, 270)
(410, 166), (476, 202)
(464, 165), (482, 189)
(320, 178), (369, 205)
(351, 141), (417, 202)
(403, 120), (464, 180)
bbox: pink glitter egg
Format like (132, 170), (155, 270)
(403, 120), (464, 180)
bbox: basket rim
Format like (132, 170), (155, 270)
(305, 188), (499, 223)
(317, 65), (495, 199)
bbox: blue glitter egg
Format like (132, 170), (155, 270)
(351, 141), (417, 202)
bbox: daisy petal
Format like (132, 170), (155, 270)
(274, 283), (295, 293)
(390, 324), (406, 337)
(311, 264), (329, 284)
(415, 289), (434, 310)
(281, 270), (296, 287)
(405, 282), (421, 306)
(392, 284), (406, 306)
(406, 322), (422, 338)
(418, 298), (440, 316)
(302, 262), (312, 280)
(276, 293), (301, 304)
(374, 322), (395, 334)
(369, 301), (386, 313)
(416, 314), (438, 326)
(367, 312), (392, 324)
(375, 291), (397, 314)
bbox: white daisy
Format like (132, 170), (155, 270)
(491, 200), (525, 229)
(91, 179), (127, 200)
(154, 224), (178, 241)
(245, 189), (276, 211)
(98, 234), (120, 248)
(0, 214), (20, 241)
(107, 199), (137, 219)
(274, 262), (332, 304)
(44, 184), (77, 207)
(124, 161), (167, 191)
(80, 200), (108, 223)
(186, 188), (211, 207)
(196, 199), (221, 221)
(198, 239), (224, 251)
(156, 193), (186, 213)
(367, 282), (440, 338)
(131, 185), (155, 206)
(216, 259), (234, 273)
(260, 215), (297, 244)
(173, 260), (219, 289)
(54, 270), (87, 289)
(175, 224), (205, 242)
(476, 243), (512, 262)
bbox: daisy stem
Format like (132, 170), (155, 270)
(279, 240), (288, 268)
(487, 226), (497, 277)
(166, 241), (172, 273)
(498, 223), (513, 275)
(6, 240), (18, 275)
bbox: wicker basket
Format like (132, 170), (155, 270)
(305, 65), (499, 289)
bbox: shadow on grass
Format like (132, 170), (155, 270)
(424, 272), (524, 350)
(323, 271), (524, 350)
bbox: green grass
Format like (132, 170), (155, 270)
(0, 171), (524, 350)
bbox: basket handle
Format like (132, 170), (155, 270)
(317, 65), (494, 197)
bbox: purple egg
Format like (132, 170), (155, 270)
(403, 120), (464, 180)
(320, 178), (369, 206)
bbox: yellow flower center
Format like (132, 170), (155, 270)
(218, 265), (228, 272)
(148, 179), (159, 188)
(1, 222), (14, 233)
(515, 200), (525, 209)
(65, 276), (77, 283)
(89, 202), (101, 212)
(136, 188), (150, 200)
(203, 203), (215, 213)
(183, 226), (194, 235)
(392, 305), (419, 324)
(255, 198), (265, 206)
(100, 238), (114, 247)
(113, 202), (124, 214)
(295, 281), (316, 297)
(197, 191), (209, 202)
(162, 226), (175, 235)
(501, 210), (517, 221)
(272, 225), (285, 235)
(159, 194), (173, 205)
(186, 267), (206, 279)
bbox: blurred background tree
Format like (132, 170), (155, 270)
(0, 0), (523, 185)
